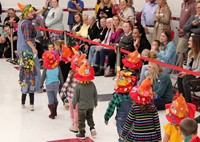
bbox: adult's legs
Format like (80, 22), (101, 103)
(29, 93), (34, 105)
(154, 98), (170, 110)
(21, 93), (27, 105)
(182, 75), (196, 102)
(34, 56), (41, 92)
(88, 45), (96, 66)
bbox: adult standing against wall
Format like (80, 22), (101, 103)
(154, 0), (171, 40)
(141, 0), (158, 43)
(17, 3), (47, 93)
(119, 0), (135, 23)
(45, 0), (64, 42)
(176, 0), (196, 55)
(184, 1), (200, 36)
(67, 0), (84, 30)
(96, 0), (113, 21)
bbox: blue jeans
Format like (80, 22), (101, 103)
(100, 48), (112, 66)
(46, 82), (59, 104)
(116, 114), (126, 142)
(88, 45), (99, 66)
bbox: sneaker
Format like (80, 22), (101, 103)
(30, 105), (34, 111)
(91, 129), (97, 136)
(76, 133), (85, 139)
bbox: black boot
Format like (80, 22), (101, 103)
(95, 69), (104, 76)
(54, 101), (58, 116)
(48, 104), (55, 119)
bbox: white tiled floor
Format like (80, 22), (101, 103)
(0, 59), (199, 142)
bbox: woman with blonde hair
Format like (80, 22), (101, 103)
(96, 0), (113, 21)
(154, 0), (171, 40)
(148, 61), (173, 110)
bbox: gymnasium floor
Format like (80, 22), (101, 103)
(0, 59), (199, 142)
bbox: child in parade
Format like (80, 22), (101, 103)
(163, 92), (196, 142)
(120, 77), (162, 142)
(60, 53), (86, 133)
(41, 50), (64, 119)
(72, 61), (98, 138)
(104, 69), (135, 142)
(180, 118), (200, 142)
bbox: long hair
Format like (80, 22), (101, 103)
(100, 0), (112, 9)
(148, 61), (163, 81)
(73, 13), (83, 24)
(134, 103), (153, 113)
(134, 23), (147, 39)
(111, 15), (122, 32)
(189, 35), (200, 60)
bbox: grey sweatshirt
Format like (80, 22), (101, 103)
(72, 82), (98, 109)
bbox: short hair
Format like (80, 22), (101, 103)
(153, 40), (161, 47)
(180, 118), (198, 137)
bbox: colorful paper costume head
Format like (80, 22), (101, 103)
(114, 69), (136, 93)
(74, 60), (95, 81)
(130, 76), (154, 104)
(122, 50), (143, 70)
(19, 51), (35, 72)
(70, 53), (87, 71)
(165, 92), (196, 125)
(42, 50), (60, 69)
(18, 3), (33, 17)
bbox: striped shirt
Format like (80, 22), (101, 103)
(60, 72), (78, 102)
(121, 105), (161, 142)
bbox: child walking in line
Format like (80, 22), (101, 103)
(163, 92), (196, 142)
(60, 53), (86, 133)
(104, 69), (134, 142)
(41, 50), (64, 119)
(72, 61), (98, 139)
(47, 42), (55, 51)
(19, 51), (36, 111)
(120, 77), (162, 142)
(180, 118), (200, 142)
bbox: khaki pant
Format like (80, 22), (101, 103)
(146, 27), (154, 43)
(176, 37), (188, 53)
(78, 108), (95, 134)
